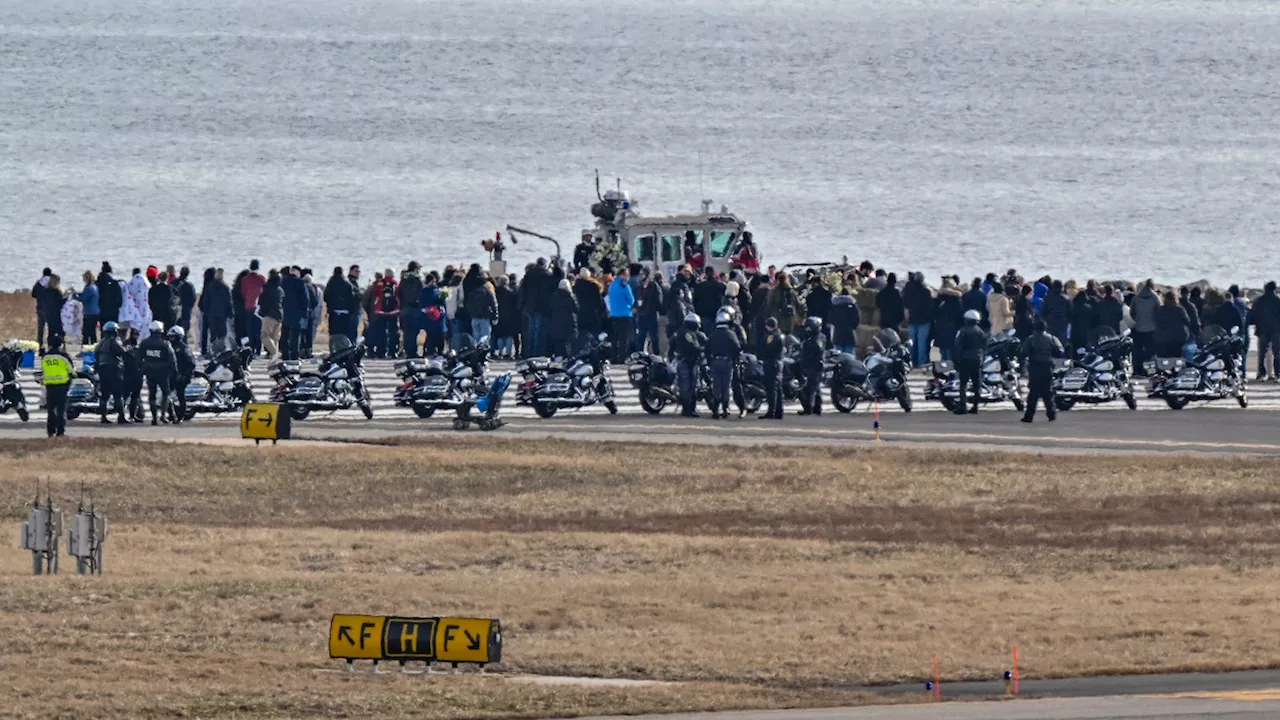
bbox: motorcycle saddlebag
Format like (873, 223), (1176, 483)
(650, 361), (676, 386)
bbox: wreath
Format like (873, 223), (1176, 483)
(589, 240), (627, 274)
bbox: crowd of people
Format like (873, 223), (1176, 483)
(22, 256), (1280, 432)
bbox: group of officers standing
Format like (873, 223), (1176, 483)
(39, 319), (198, 437)
(662, 300), (1068, 424)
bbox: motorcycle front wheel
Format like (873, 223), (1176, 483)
(1054, 397), (1076, 412)
(897, 387), (913, 413)
(940, 397), (958, 413)
(1165, 396), (1189, 410)
(1123, 392), (1137, 410)
(412, 406), (436, 419)
(360, 402), (374, 420)
(289, 405), (311, 421)
(639, 389), (666, 414)
(832, 390), (858, 414)
(604, 400), (618, 415)
(16, 403), (29, 422)
(744, 394), (762, 414)
(1238, 391), (1249, 409)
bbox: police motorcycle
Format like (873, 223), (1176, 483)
(516, 332), (617, 418)
(925, 329), (1026, 412)
(1051, 328), (1136, 411)
(825, 328), (913, 413)
(0, 343), (31, 422)
(394, 340), (490, 419)
(181, 338), (256, 420)
(269, 339), (373, 420)
(626, 351), (722, 414)
(64, 365), (102, 421)
(1148, 325), (1247, 410)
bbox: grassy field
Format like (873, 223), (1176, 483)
(2, 438), (1279, 719)
(0, 290), (33, 343)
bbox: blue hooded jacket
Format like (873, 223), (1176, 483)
(419, 285), (447, 333)
(608, 276), (635, 319)
(1031, 282), (1048, 316)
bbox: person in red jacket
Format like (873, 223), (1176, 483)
(731, 231), (761, 275)
(371, 270), (400, 359)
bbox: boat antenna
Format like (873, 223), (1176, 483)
(698, 151), (711, 213)
(595, 169), (602, 202)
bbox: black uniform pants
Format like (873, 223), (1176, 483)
(801, 369), (823, 415)
(45, 383), (68, 437)
(98, 366), (125, 419)
(173, 372), (191, 421)
(145, 371), (171, 421)
(709, 357), (734, 415)
(764, 364), (783, 418)
(957, 359), (981, 412)
(1024, 369), (1055, 420)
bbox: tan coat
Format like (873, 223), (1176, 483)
(988, 292), (1014, 334)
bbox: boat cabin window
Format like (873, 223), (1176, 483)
(634, 234), (656, 263)
(682, 230), (704, 259)
(710, 230), (736, 258)
(660, 234), (683, 263)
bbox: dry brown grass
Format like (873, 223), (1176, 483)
(0, 290), (35, 343)
(1, 438), (1279, 718)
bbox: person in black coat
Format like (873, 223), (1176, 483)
(876, 273), (905, 330)
(323, 267), (355, 339)
(1153, 291), (1191, 358)
(805, 276), (833, 324)
(1013, 284), (1036, 341)
(174, 267), (197, 332)
(1095, 284), (1125, 338)
(573, 271), (606, 336)
(1212, 291), (1246, 334)
(828, 290), (860, 354)
(1042, 280), (1072, 346)
(1070, 283), (1099, 351)
(932, 279), (964, 361)
(1180, 287), (1201, 341)
(693, 267), (727, 330)
(148, 272), (175, 328)
(549, 279), (579, 358)
(962, 277), (988, 331)
(96, 262), (123, 324)
(199, 268), (233, 354)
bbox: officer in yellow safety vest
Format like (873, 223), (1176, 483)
(41, 337), (74, 438)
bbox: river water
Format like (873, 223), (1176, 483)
(3, 0), (1280, 290)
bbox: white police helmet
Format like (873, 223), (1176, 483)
(167, 326), (186, 340)
(963, 310), (981, 322)
(684, 313), (700, 328)
(715, 308), (732, 326)
(149, 320), (165, 332)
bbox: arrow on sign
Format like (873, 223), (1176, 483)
(258, 415), (272, 427)
(465, 629), (482, 651)
(338, 625), (354, 645)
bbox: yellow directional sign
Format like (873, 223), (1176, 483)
(436, 617), (501, 664)
(383, 617), (438, 660)
(327, 614), (502, 665)
(240, 403), (290, 443)
(329, 614), (385, 660)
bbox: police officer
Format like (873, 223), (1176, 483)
(672, 313), (706, 418)
(168, 326), (197, 423)
(96, 321), (129, 424)
(122, 329), (145, 422)
(706, 308), (742, 420)
(1020, 316), (1064, 423)
(41, 337), (74, 438)
(954, 309), (988, 415)
(758, 316), (785, 420)
(797, 316), (826, 416)
(140, 320), (178, 426)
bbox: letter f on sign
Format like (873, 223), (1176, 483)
(360, 622), (376, 649)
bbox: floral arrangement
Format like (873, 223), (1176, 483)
(7, 340), (38, 352)
(589, 240), (627, 274)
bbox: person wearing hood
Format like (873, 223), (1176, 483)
(323, 266), (355, 345)
(399, 262), (424, 358)
(257, 270), (284, 360)
(608, 267), (636, 363)
(123, 268), (153, 338)
(985, 281), (1013, 335)
(1130, 280), (1161, 373)
(1042, 280), (1072, 347)
(1031, 279), (1048, 316)
(520, 258), (555, 358)
(901, 272), (934, 367)
(1013, 284), (1036, 341)
(932, 278), (964, 361)
(493, 275), (519, 358)
(876, 273), (905, 333)
(550, 278), (579, 359)
(1095, 284), (1124, 341)
(693, 267), (727, 331)
(1069, 280), (1099, 351)
(828, 288), (861, 355)
(805, 275), (833, 325)
(1249, 281), (1280, 381)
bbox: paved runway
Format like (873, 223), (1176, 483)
(3, 359), (1278, 453)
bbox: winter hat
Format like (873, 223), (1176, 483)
(145, 266), (159, 280)
(558, 279), (571, 291)
(725, 281), (740, 298)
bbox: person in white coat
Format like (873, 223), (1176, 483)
(122, 268), (154, 338)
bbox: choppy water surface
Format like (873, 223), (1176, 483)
(3, 0), (1280, 288)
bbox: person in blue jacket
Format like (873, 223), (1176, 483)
(608, 267), (636, 363)
(419, 273), (448, 357)
(77, 270), (101, 345)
